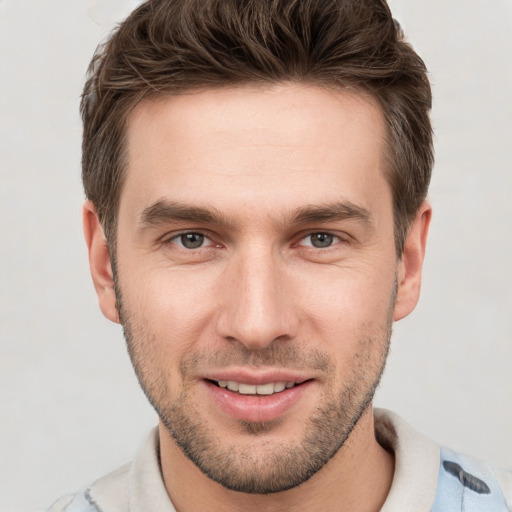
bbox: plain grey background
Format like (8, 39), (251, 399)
(0, 1), (511, 511)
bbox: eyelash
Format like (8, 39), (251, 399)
(165, 232), (216, 250)
(297, 232), (343, 249)
(163, 231), (345, 251)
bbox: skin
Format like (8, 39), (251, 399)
(84, 84), (431, 512)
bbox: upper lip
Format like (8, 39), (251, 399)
(202, 368), (312, 385)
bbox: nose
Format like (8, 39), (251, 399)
(215, 245), (299, 350)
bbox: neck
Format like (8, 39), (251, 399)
(159, 407), (394, 512)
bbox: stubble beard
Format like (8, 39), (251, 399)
(115, 282), (395, 494)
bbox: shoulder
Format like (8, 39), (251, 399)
(43, 427), (165, 512)
(43, 491), (98, 512)
(434, 447), (512, 511)
(375, 409), (512, 512)
(43, 462), (132, 512)
(494, 468), (512, 510)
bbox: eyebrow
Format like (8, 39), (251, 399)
(138, 199), (373, 229)
(138, 200), (234, 229)
(289, 202), (373, 227)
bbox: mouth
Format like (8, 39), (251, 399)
(203, 375), (313, 423)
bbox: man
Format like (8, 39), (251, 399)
(46, 0), (511, 511)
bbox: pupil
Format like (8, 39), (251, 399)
(312, 233), (333, 248)
(181, 233), (204, 249)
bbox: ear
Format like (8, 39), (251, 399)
(394, 201), (432, 321)
(83, 201), (120, 324)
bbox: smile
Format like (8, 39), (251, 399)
(216, 381), (297, 395)
(205, 377), (312, 423)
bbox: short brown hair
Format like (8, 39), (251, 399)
(81, 0), (433, 254)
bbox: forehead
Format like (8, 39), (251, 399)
(122, 84), (390, 224)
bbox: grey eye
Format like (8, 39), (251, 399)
(309, 233), (334, 248)
(179, 233), (205, 249)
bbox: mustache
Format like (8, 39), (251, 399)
(180, 343), (333, 375)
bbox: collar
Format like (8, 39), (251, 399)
(88, 409), (441, 512)
(376, 409), (440, 511)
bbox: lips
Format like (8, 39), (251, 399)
(202, 371), (313, 423)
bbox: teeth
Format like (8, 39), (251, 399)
(218, 380), (297, 395)
(238, 383), (257, 394)
(274, 382), (286, 392)
(227, 381), (239, 392)
(255, 383), (274, 395)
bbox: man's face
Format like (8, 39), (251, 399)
(113, 84), (402, 493)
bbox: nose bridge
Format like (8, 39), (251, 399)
(217, 242), (296, 349)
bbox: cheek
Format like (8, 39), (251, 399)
(296, 265), (396, 348)
(122, 265), (220, 354)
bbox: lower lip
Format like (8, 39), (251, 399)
(204, 380), (312, 423)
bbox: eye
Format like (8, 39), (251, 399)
(171, 232), (210, 249)
(299, 232), (340, 248)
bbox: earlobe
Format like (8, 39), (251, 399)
(394, 202), (432, 322)
(83, 201), (120, 324)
